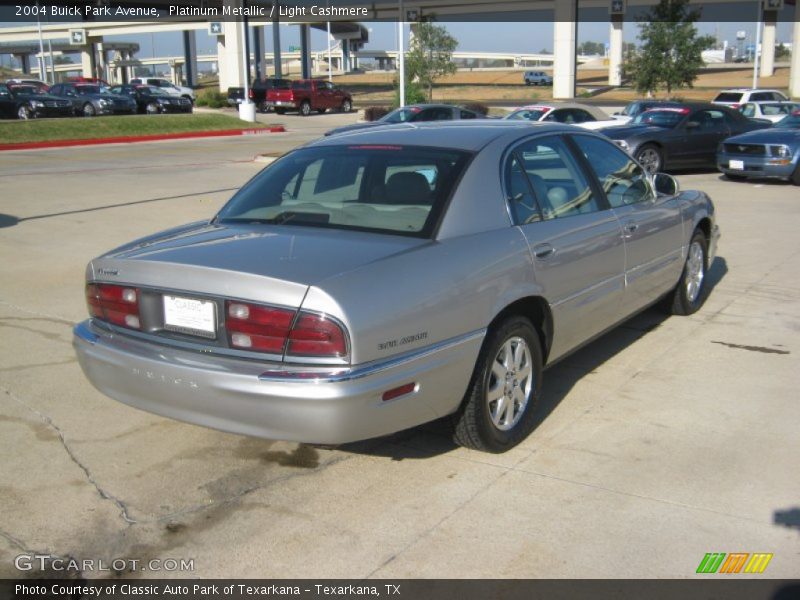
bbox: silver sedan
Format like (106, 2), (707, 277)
(74, 121), (720, 453)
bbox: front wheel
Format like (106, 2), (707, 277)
(145, 102), (160, 115)
(82, 103), (96, 117)
(669, 230), (708, 316)
(17, 105), (32, 120)
(452, 316), (543, 453)
(791, 163), (800, 186)
(340, 99), (352, 113)
(635, 144), (663, 175)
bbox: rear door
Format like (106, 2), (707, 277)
(569, 134), (684, 313)
(504, 134), (626, 359)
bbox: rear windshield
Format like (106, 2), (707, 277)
(714, 92), (744, 102)
(506, 108), (549, 121)
(216, 146), (472, 237)
(632, 109), (687, 128)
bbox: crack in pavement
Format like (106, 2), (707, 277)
(3, 388), (137, 525)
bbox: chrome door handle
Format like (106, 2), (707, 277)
(624, 222), (638, 233)
(533, 243), (555, 259)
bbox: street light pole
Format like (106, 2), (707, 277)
(752, 1), (762, 89)
(398, 0), (405, 107)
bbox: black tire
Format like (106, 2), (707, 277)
(82, 103), (96, 117)
(525, 81), (531, 86)
(669, 229), (709, 316)
(340, 98), (352, 113)
(791, 164), (800, 186)
(299, 100), (312, 116)
(452, 316), (543, 453)
(635, 143), (663, 175)
(17, 104), (32, 120)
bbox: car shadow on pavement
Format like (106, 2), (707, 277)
(342, 256), (728, 461)
(0, 213), (19, 228)
(774, 506), (800, 533)
(716, 173), (793, 186)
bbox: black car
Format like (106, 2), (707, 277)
(227, 78), (291, 112)
(612, 100), (687, 121)
(109, 85), (193, 114)
(48, 82), (136, 117)
(598, 102), (771, 174)
(325, 104), (484, 137)
(0, 83), (73, 120)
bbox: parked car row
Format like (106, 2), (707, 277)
(0, 79), (193, 119)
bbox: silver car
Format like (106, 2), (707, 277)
(74, 121), (720, 453)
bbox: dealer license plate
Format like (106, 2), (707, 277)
(163, 295), (216, 338)
(729, 160), (745, 170)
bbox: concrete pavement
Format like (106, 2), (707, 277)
(0, 117), (798, 579)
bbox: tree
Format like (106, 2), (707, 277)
(578, 41), (604, 56)
(53, 55), (74, 65)
(776, 43), (791, 61)
(404, 21), (458, 102)
(622, 0), (715, 97)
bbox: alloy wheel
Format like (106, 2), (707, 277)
(486, 336), (533, 431)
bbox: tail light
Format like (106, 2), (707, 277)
(86, 283), (141, 329)
(248, 88), (254, 100)
(225, 301), (347, 358)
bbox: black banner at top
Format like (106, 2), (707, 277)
(0, 0), (798, 23)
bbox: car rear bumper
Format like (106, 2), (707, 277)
(73, 320), (483, 444)
(264, 100), (298, 108)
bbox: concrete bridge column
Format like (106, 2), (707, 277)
(13, 53), (31, 74)
(272, 2), (282, 78)
(300, 24), (311, 79)
(760, 10), (777, 78)
(253, 25), (267, 80)
(218, 1), (248, 91)
(608, 15), (623, 86)
(790, 0), (800, 98)
(553, 1), (577, 99)
(183, 30), (198, 87)
(342, 42), (350, 73)
(80, 42), (95, 79)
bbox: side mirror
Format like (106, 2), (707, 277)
(685, 120), (700, 130)
(653, 173), (680, 196)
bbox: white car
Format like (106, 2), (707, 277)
(130, 77), (195, 102)
(712, 88), (788, 109)
(504, 103), (612, 127)
(738, 101), (800, 123)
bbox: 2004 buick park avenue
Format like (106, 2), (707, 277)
(74, 121), (720, 453)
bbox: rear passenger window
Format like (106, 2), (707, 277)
(460, 110), (477, 119)
(511, 136), (600, 220)
(505, 156), (542, 225)
(571, 136), (653, 208)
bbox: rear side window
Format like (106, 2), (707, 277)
(571, 135), (653, 208)
(510, 136), (600, 220)
(216, 146), (471, 237)
(714, 92), (743, 103)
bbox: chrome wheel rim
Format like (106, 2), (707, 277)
(83, 104), (94, 117)
(17, 106), (30, 119)
(342, 101), (351, 112)
(301, 103), (310, 115)
(486, 336), (533, 431)
(685, 241), (705, 303)
(638, 148), (660, 174)
(146, 103), (158, 114)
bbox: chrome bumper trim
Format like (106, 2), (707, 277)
(257, 329), (487, 383)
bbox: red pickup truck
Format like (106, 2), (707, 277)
(266, 79), (353, 116)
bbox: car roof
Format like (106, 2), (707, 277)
(719, 88), (783, 93)
(307, 120), (579, 152)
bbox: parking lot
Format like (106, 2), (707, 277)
(0, 111), (798, 579)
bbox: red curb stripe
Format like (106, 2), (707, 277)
(0, 126), (286, 151)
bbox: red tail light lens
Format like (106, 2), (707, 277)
(86, 283), (141, 329)
(226, 301), (294, 353)
(248, 88), (254, 99)
(225, 301), (348, 358)
(287, 313), (347, 358)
